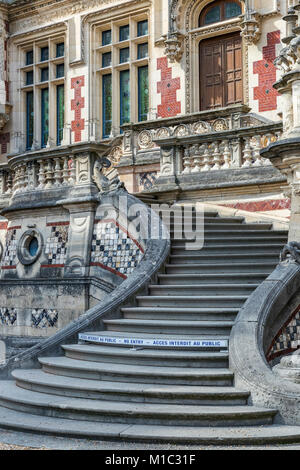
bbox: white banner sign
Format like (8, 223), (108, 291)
(79, 333), (228, 348)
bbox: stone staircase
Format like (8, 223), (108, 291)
(0, 210), (300, 445)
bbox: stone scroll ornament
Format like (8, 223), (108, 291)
(280, 242), (300, 264)
(93, 156), (124, 195)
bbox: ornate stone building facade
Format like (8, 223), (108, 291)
(0, 0), (291, 209)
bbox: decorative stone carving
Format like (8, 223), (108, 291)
(240, 10), (261, 45)
(273, 353), (300, 384)
(280, 242), (300, 263)
(0, 114), (9, 131)
(212, 119), (228, 132)
(163, 31), (185, 63)
(93, 157), (124, 194)
(137, 130), (153, 149)
(192, 121), (211, 134)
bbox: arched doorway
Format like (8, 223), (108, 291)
(198, 1), (243, 111)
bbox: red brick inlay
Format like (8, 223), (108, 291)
(0, 222), (8, 230)
(253, 30), (281, 112)
(71, 76), (85, 143)
(0, 133), (10, 154)
(157, 57), (181, 118)
(220, 199), (291, 213)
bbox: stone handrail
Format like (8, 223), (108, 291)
(0, 188), (170, 378)
(230, 257), (300, 425)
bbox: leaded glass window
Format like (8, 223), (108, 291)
(137, 20), (148, 37)
(41, 88), (49, 148)
(26, 91), (34, 150)
(102, 52), (112, 68)
(119, 25), (130, 42)
(199, 1), (242, 26)
(26, 50), (33, 66)
(102, 74), (112, 138)
(56, 64), (65, 78)
(138, 43), (148, 59)
(26, 71), (33, 86)
(138, 66), (149, 122)
(120, 70), (130, 127)
(120, 47), (130, 64)
(57, 84), (64, 146)
(102, 30), (112, 46)
(41, 67), (49, 82)
(204, 5), (221, 24)
(56, 43), (64, 58)
(225, 2), (242, 18)
(40, 46), (49, 62)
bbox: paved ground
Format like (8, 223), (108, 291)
(0, 428), (300, 450)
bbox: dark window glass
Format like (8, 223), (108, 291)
(225, 2), (242, 18)
(120, 69), (130, 128)
(138, 66), (149, 122)
(204, 5), (221, 24)
(26, 91), (34, 150)
(28, 238), (38, 256)
(120, 47), (130, 64)
(119, 25), (129, 42)
(102, 74), (112, 138)
(56, 63), (65, 78)
(56, 43), (65, 58)
(102, 52), (112, 68)
(137, 20), (148, 37)
(102, 30), (112, 46)
(138, 43), (148, 59)
(40, 46), (49, 62)
(57, 84), (64, 146)
(41, 67), (49, 82)
(26, 71), (33, 86)
(26, 50), (33, 66)
(41, 88), (49, 148)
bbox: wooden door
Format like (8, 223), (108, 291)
(199, 32), (242, 111)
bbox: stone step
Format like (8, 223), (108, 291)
(171, 236), (287, 246)
(104, 319), (235, 336)
(169, 253), (279, 265)
(157, 273), (269, 285)
(170, 223), (274, 231)
(0, 405), (299, 444)
(13, 370), (247, 404)
(62, 344), (229, 368)
(165, 262), (278, 274)
(121, 307), (240, 321)
(171, 244), (284, 255)
(38, 357), (233, 385)
(148, 284), (258, 296)
(136, 295), (247, 308)
(170, 230), (288, 239)
(0, 382), (277, 427)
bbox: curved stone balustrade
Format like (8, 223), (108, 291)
(0, 188), (170, 378)
(230, 256), (300, 425)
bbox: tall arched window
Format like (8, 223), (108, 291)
(199, 0), (242, 27)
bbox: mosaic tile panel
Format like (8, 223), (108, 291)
(91, 219), (144, 279)
(0, 308), (17, 326)
(44, 224), (69, 267)
(31, 308), (58, 328)
(139, 172), (158, 191)
(1, 227), (20, 269)
(267, 309), (300, 361)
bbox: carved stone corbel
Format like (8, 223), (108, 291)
(240, 11), (261, 45)
(163, 31), (185, 63)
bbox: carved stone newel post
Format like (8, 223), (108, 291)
(261, 4), (300, 241)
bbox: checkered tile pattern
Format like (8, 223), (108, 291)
(0, 308), (17, 326)
(268, 311), (300, 360)
(139, 172), (158, 191)
(31, 308), (58, 328)
(1, 229), (18, 267)
(91, 221), (144, 277)
(45, 225), (69, 266)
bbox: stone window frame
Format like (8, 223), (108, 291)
(17, 229), (43, 266)
(90, 9), (150, 139)
(184, 0), (249, 113)
(16, 30), (66, 151)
